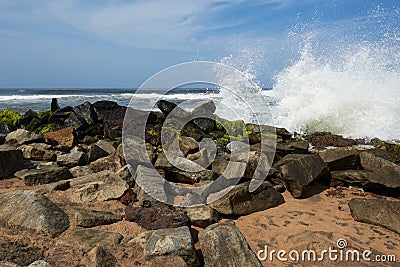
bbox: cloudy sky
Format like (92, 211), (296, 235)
(0, 0), (399, 88)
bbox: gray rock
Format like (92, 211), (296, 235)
(184, 205), (219, 228)
(14, 166), (72, 186)
(318, 147), (360, 171)
(57, 150), (88, 168)
(70, 170), (129, 203)
(349, 198), (400, 234)
(278, 153), (329, 198)
(134, 165), (168, 206)
(28, 260), (52, 267)
(5, 129), (43, 146)
(88, 140), (116, 162)
(199, 220), (262, 267)
(64, 101), (99, 131)
(208, 181), (284, 215)
(226, 141), (250, 153)
(144, 226), (199, 267)
(0, 144), (24, 178)
(90, 155), (123, 173)
(58, 229), (123, 252)
(20, 143), (57, 161)
(69, 165), (93, 178)
(0, 190), (69, 237)
(72, 208), (122, 228)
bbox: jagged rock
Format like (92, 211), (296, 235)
(57, 150), (88, 168)
(0, 144), (24, 178)
(144, 226), (199, 267)
(72, 208), (122, 228)
(19, 109), (37, 128)
(5, 129), (43, 146)
(58, 229), (123, 252)
(191, 101), (216, 133)
(93, 101), (128, 139)
(360, 150), (398, 170)
(20, 143), (57, 161)
(51, 98), (60, 112)
(349, 198), (400, 234)
(319, 147), (360, 171)
(184, 205), (219, 228)
(120, 136), (155, 171)
(208, 181), (284, 215)
(157, 100), (188, 117)
(125, 203), (190, 230)
(134, 165), (167, 206)
(278, 153), (330, 198)
(44, 127), (76, 147)
(0, 190), (69, 237)
(64, 101), (99, 131)
(199, 220), (262, 267)
(88, 140), (116, 162)
(90, 155), (123, 173)
(14, 166), (72, 186)
(88, 246), (117, 267)
(69, 165), (93, 178)
(69, 170), (129, 203)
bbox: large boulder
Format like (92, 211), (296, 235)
(199, 220), (262, 267)
(318, 147), (360, 171)
(93, 101), (127, 139)
(19, 143), (57, 161)
(0, 144), (24, 178)
(349, 198), (400, 234)
(5, 129), (43, 146)
(306, 132), (357, 149)
(134, 165), (168, 206)
(0, 190), (69, 237)
(57, 150), (88, 168)
(14, 166), (72, 186)
(44, 127), (76, 147)
(64, 101), (100, 131)
(278, 153), (330, 198)
(360, 150), (398, 170)
(144, 226), (199, 267)
(87, 140), (116, 162)
(208, 181), (284, 215)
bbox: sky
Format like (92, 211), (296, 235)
(0, 0), (399, 88)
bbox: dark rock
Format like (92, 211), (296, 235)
(64, 101), (99, 131)
(191, 101), (216, 133)
(88, 246), (117, 267)
(57, 150), (88, 168)
(44, 127), (76, 147)
(26, 118), (42, 132)
(157, 100), (187, 117)
(72, 208), (122, 228)
(0, 121), (10, 136)
(20, 143), (57, 161)
(94, 101), (127, 139)
(0, 241), (44, 266)
(49, 106), (73, 123)
(144, 226), (199, 267)
(208, 181), (284, 215)
(199, 220), (262, 267)
(19, 109), (37, 128)
(349, 198), (400, 234)
(278, 153), (330, 198)
(14, 166), (72, 186)
(290, 140), (310, 153)
(51, 98), (60, 113)
(0, 190), (69, 237)
(318, 147), (360, 171)
(360, 150), (398, 171)
(88, 140), (116, 162)
(376, 142), (400, 164)
(125, 203), (191, 230)
(0, 144), (24, 178)
(5, 129), (43, 146)
(307, 132), (357, 149)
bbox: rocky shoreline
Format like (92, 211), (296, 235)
(0, 99), (399, 266)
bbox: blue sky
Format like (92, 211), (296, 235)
(0, 0), (399, 88)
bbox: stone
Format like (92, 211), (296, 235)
(199, 220), (262, 267)
(44, 127), (76, 147)
(307, 132), (357, 149)
(28, 260), (52, 267)
(5, 129), (43, 146)
(70, 170), (129, 203)
(226, 141), (250, 153)
(88, 246), (117, 267)
(19, 109), (37, 127)
(0, 190), (69, 237)
(88, 140), (116, 162)
(59, 229), (123, 252)
(179, 136), (199, 156)
(184, 205), (219, 228)
(146, 256), (188, 267)
(20, 143), (57, 161)
(144, 226), (199, 267)
(208, 181), (284, 215)
(51, 98), (60, 112)
(360, 150), (398, 171)
(72, 208), (122, 228)
(349, 198), (400, 234)
(57, 150), (88, 168)
(125, 203), (191, 230)
(134, 165), (167, 206)
(120, 136), (154, 170)
(64, 101), (99, 131)
(93, 101), (128, 139)
(0, 144), (24, 178)
(14, 166), (72, 186)
(69, 165), (93, 178)
(90, 155), (123, 173)
(278, 153), (330, 198)
(318, 147), (360, 171)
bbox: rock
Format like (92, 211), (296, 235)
(191, 101), (216, 133)
(72, 208), (122, 228)
(307, 132), (357, 149)
(144, 226), (199, 267)
(348, 198), (400, 234)
(28, 260), (52, 267)
(146, 256), (188, 267)
(19, 109), (37, 127)
(199, 220), (262, 267)
(360, 150), (398, 171)
(318, 147), (360, 171)
(290, 140), (310, 153)
(0, 121), (10, 136)
(69, 170), (129, 203)
(20, 143), (57, 161)
(278, 153), (330, 198)
(134, 165), (167, 206)
(14, 166), (72, 186)
(51, 98), (60, 112)
(93, 101), (129, 139)
(184, 205), (219, 228)
(179, 136), (199, 156)
(57, 150), (88, 168)
(88, 246), (117, 267)
(226, 141), (250, 153)
(44, 127), (76, 147)
(0, 190), (69, 237)
(5, 129), (43, 146)
(69, 165), (93, 178)
(125, 203), (191, 230)
(59, 229), (123, 252)
(64, 101), (99, 131)
(0, 262), (21, 267)
(88, 140), (116, 162)
(208, 181), (284, 215)
(0, 144), (24, 178)
(121, 136), (154, 171)
(157, 100), (188, 117)
(90, 155), (123, 173)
